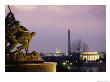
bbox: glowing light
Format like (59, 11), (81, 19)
(100, 60), (102, 63)
(81, 52), (100, 61)
(65, 53), (68, 56)
(65, 61), (69, 63)
(63, 62), (66, 65)
(55, 54), (57, 56)
(82, 52), (98, 54)
(70, 63), (72, 65)
(68, 66), (71, 69)
(55, 48), (61, 54)
(86, 61), (88, 63)
(65, 53), (68, 55)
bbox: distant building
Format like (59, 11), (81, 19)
(80, 52), (100, 61)
(55, 48), (61, 54)
(45, 48), (64, 56)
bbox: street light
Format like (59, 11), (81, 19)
(68, 66), (71, 70)
(70, 62), (72, 65)
(63, 62), (66, 65)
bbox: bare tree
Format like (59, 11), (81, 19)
(71, 39), (89, 53)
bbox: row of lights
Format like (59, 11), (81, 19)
(62, 61), (73, 70)
(62, 60), (79, 70)
(63, 61), (78, 65)
(85, 60), (103, 63)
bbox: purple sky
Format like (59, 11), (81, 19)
(5, 5), (106, 53)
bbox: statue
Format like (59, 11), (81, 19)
(15, 32), (36, 51)
(5, 24), (29, 53)
(5, 5), (44, 64)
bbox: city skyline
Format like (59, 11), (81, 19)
(5, 5), (106, 53)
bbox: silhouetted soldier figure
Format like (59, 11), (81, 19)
(8, 32), (36, 54)
(5, 20), (29, 51)
(5, 6), (39, 64)
(5, 6), (29, 53)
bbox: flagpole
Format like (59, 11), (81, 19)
(7, 5), (12, 13)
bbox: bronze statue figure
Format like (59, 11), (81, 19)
(5, 5), (44, 64)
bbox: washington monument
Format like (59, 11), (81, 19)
(68, 29), (71, 55)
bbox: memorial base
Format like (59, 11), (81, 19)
(5, 62), (57, 72)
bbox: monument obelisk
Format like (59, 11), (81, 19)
(68, 29), (71, 55)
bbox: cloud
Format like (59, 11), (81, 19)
(45, 6), (93, 15)
(46, 6), (70, 15)
(39, 5), (105, 16)
(14, 5), (37, 11)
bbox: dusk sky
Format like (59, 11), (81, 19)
(5, 5), (106, 53)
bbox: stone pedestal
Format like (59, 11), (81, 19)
(5, 62), (57, 72)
